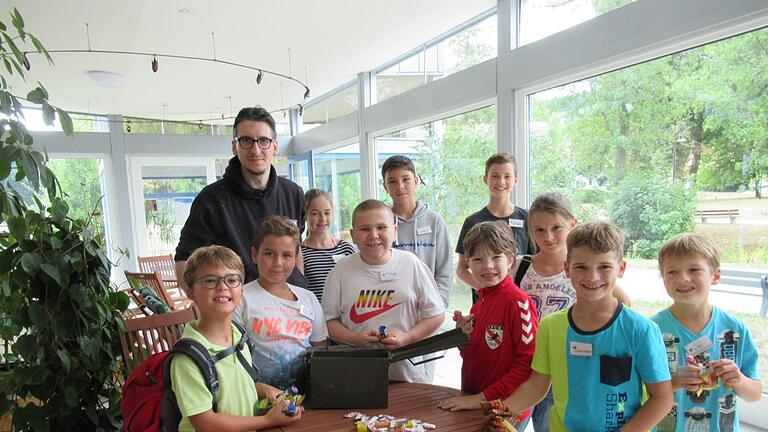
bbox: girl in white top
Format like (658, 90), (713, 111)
(512, 192), (631, 432)
(300, 189), (355, 302)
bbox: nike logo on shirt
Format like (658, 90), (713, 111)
(349, 302), (402, 323)
(350, 289), (401, 323)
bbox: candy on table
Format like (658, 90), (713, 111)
(379, 325), (388, 339)
(343, 412), (434, 431)
(452, 311), (463, 322)
(255, 386), (306, 415)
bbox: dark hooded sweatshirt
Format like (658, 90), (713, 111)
(175, 156), (307, 287)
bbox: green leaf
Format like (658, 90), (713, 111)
(20, 252), (41, 275)
(68, 284), (86, 303)
(57, 350), (72, 372)
(14, 334), (37, 360)
(29, 35), (52, 64)
(40, 263), (62, 287)
(56, 108), (73, 135)
(2, 57), (13, 76)
(49, 237), (63, 249)
(2, 34), (24, 71)
(12, 7), (25, 35)
(63, 384), (78, 407)
(8, 215), (26, 238)
(0, 157), (9, 180)
(26, 87), (45, 104)
(41, 102), (55, 126)
(28, 302), (48, 328)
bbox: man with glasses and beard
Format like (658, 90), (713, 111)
(175, 106), (307, 289)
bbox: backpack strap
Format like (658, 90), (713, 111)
(163, 339), (221, 411)
(514, 255), (533, 286)
(163, 322), (260, 415)
(229, 320), (260, 383)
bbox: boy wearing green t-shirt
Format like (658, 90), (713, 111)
(170, 245), (301, 431)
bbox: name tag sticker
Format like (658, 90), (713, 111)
(380, 271), (398, 281)
(331, 254), (345, 263)
(570, 341), (593, 357)
(685, 335), (713, 356)
(299, 304), (313, 320)
(417, 227), (432, 235)
(508, 219), (524, 228)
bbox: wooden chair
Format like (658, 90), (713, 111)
(118, 307), (199, 375)
(125, 270), (194, 311)
(137, 254), (178, 289)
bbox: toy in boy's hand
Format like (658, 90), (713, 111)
(370, 326), (397, 341)
(255, 386), (305, 416)
(685, 355), (720, 396)
(453, 310), (475, 336)
(481, 399), (520, 432)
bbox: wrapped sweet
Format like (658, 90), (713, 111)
(481, 400), (520, 432)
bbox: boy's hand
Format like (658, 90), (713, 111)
(710, 359), (745, 387)
(264, 400), (302, 426)
(358, 330), (381, 345)
(454, 312), (475, 336)
(379, 333), (409, 351)
(437, 394), (485, 411)
(263, 384), (283, 402)
(671, 365), (706, 391)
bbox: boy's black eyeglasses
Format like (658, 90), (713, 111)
(235, 135), (274, 149)
(195, 274), (243, 289)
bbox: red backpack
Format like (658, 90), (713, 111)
(120, 321), (258, 432)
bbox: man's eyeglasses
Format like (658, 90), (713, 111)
(235, 136), (274, 150)
(195, 274), (243, 289)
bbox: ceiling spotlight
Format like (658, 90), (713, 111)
(178, 8), (192, 13)
(152, 55), (159, 73)
(126, 121), (132, 133)
(256, 70), (264, 85)
(303, 87), (310, 99)
(198, 121), (203, 130)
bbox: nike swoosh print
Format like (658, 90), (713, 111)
(349, 302), (402, 324)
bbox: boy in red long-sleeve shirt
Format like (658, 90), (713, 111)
(438, 220), (538, 428)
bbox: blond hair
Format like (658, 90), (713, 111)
(528, 192), (576, 252)
(463, 220), (517, 259)
(658, 233), (721, 273)
(566, 220), (624, 259)
(184, 245), (244, 291)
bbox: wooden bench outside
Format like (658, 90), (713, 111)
(693, 209), (740, 223)
(713, 269), (768, 318)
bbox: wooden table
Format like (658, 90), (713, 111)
(267, 383), (483, 431)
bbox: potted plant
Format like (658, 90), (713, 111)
(0, 8), (129, 431)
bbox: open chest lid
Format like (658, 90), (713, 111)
(310, 328), (470, 364)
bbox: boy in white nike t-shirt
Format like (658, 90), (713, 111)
(321, 199), (446, 383)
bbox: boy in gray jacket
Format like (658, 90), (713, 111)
(381, 155), (453, 308)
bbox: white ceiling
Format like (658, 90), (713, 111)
(1, 0), (495, 124)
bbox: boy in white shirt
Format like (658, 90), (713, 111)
(235, 215), (327, 391)
(322, 199), (446, 383)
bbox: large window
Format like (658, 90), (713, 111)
(46, 158), (108, 245)
(528, 28), (768, 390)
(519, 0), (634, 46)
(374, 105), (496, 310)
(374, 13), (497, 104)
(302, 83), (358, 132)
(313, 143), (361, 237)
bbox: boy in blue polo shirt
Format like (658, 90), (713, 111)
(498, 221), (672, 431)
(652, 233), (761, 432)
